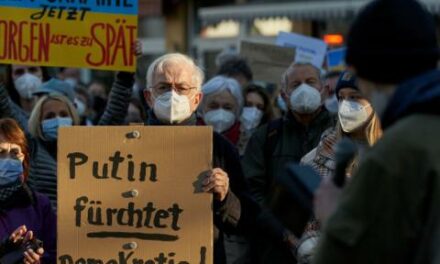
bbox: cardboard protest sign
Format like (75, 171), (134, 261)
(326, 47), (346, 71)
(240, 41), (295, 84)
(276, 31), (327, 69)
(58, 126), (213, 264)
(0, 0), (137, 71)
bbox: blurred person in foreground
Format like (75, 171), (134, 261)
(314, 0), (440, 263)
(0, 118), (56, 264)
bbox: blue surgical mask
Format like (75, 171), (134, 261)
(0, 159), (23, 186)
(42, 117), (73, 141)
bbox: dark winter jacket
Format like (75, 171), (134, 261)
(0, 185), (56, 264)
(315, 70), (440, 264)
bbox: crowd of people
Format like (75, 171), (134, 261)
(1, 0), (440, 263)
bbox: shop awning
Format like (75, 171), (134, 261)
(199, 0), (440, 25)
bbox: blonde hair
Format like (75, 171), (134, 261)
(28, 93), (80, 140)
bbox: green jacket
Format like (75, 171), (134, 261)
(314, 114), (440, 263)
(242, 109), (335, 264)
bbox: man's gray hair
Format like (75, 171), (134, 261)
(281, 62), (322, 90)
(146, 53), (205, 91)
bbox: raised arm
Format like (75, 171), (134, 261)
(97, 72), (135, 126)
(0, 83), (31, 133)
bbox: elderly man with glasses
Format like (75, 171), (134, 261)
(143, 53), (257, 264)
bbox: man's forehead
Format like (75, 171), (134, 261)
(153, 63), (194, 84)
(288, 64), (320, 79)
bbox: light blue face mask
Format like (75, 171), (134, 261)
(41, 117), (73, 141)
(0, 158), (23, 186)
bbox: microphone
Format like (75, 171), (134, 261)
(333, 138), (357, 188)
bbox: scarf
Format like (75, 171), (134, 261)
(0, 181), (23, 202)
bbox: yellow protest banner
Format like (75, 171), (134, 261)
(58, 126), (213, 264)
(0, 0), (137, 72)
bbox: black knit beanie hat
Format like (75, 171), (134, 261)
(335, 71), (359, 99)
(346, 0), (439, 84)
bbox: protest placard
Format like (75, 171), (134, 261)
(276, 31), (327, 69)
(0, 0), (137, 71)
(240, 41), (296, 84)
(326, 47), (346, 71)
(58, 126), (213, 264)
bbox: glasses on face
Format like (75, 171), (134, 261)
(151, 83), (197, 96)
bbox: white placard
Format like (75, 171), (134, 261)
(276, 31), (328, 69)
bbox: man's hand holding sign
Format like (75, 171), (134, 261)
(203, 168), (230, 202)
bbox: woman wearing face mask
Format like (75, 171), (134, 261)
(5, 65), (52, 113)
(0, 72), (135, 209)
(198, 76), (243, 145)
(237, 84), (273, 155)
(296, 71), (382, 264)
(0, 47), (141, 212)
(301, 71), (382, 177)
(198, 76), (259, 263)
(26, 94), (80, 208)
(0, 118), (56, 264)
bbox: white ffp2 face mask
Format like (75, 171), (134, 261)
(14, 73), (42, 99)
(203, 109), (236, 133)
(324, 94), (339, 113)
(338, 100), (371, 133)
(240, 107), (263, 131)
(153, 91), (192, 124)
(290, 83), (322, 114)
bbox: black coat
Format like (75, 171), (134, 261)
(147, 112), (259, 264)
